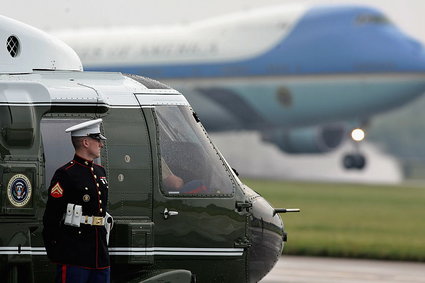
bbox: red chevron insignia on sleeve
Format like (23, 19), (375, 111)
(50, 182), (64, 198)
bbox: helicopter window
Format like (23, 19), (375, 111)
(40, 118), (100, 189)
(156, 106), (234, 197)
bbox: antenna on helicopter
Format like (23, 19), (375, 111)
(273, 208), (301, 216)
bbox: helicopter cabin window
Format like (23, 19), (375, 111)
(156, 106), (234, 197)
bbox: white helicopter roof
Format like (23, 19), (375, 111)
(0, 15), (186, 108)
(0, 15), (83, 73)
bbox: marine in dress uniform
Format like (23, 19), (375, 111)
(43, 119), (111, 283)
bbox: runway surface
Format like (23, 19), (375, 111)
(261, 256), (425, 283)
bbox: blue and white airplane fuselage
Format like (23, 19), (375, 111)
(55, 4), (425, 158)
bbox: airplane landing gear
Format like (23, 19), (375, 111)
(343, 153), (366, 170)
(343, 128), (367, 170)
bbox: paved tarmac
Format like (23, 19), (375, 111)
(261, 256), (425, 283)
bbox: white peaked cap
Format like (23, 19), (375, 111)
(65, 118), (107, 140)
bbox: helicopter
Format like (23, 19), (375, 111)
(0, 15), (299, 283)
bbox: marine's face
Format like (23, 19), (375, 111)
(86, 137), (104, 159)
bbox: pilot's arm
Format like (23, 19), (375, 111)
(161, 158), (208, 193)
(161, 158), (183, 189)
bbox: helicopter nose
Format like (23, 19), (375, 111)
(248, 196), (285, 282)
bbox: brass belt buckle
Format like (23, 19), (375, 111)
(93, 216), (103, 226)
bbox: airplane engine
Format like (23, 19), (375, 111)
(262, 125), (346, 154)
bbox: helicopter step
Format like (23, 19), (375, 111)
(138, 269), (193, 283)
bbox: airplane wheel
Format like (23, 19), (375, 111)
(343, 154), (366, 170)
(343, 154), (355, 169)
(355, 154), (366, 169)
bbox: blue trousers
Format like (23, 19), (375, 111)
(55, 264), (110, 283)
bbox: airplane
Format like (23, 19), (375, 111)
(54, 4), (425, 170)
(0, 15), (300, 283)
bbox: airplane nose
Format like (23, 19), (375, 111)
(407, 38), (423, 56)
(248, 195), (285, 282)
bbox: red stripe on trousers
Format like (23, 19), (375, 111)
(62, 265), (67, 283)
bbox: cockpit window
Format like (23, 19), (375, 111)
(156, 106), (234, 197)
(356, 14), (391, 25)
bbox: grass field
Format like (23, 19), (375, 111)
(243, 179), (425, 261)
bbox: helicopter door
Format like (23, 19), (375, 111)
(141, 104), (249, 282)
(101, 106), (155, 266)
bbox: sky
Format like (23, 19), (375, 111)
(3, 0), (425, 44)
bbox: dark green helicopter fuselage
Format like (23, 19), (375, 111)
(0, 72), (287, 282)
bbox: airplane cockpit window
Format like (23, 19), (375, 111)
(356, 14), (391, 25)
(156, 106), (235, 196)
